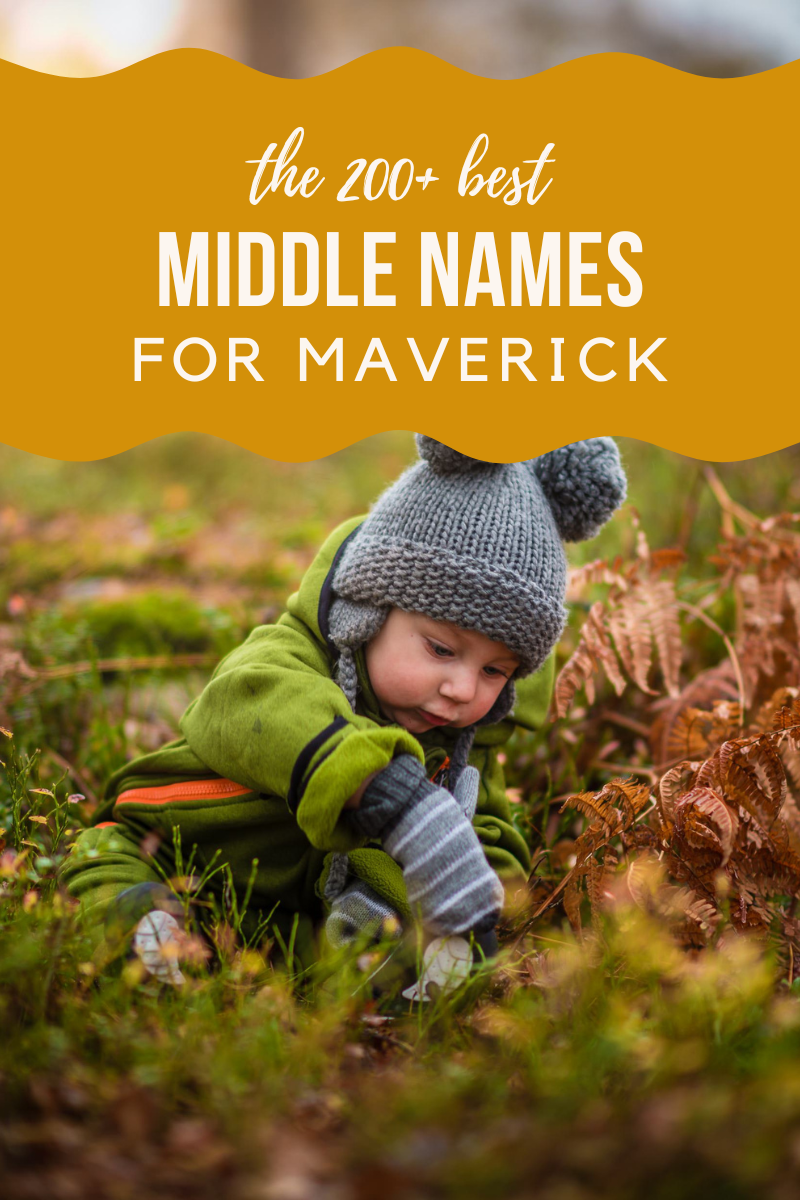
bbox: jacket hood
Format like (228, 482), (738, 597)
(284, 515), (366, 650)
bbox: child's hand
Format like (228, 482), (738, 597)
(384, 782), (503, 936)
(343, 771), (379, 810)
(350, 756), (503, 937)
(325, 878), (402, 948)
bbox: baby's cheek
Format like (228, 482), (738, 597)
(390, 659), (437, 704)
(471, 679), (506, 721)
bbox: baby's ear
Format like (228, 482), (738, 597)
(530, 438), (627, 542)
(415, 435), (489, 475)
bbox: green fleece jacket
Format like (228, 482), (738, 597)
(91, 516), (554, 923)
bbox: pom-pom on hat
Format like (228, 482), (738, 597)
(330, 436), (627, 679)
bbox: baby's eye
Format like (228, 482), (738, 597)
(428, 640), (454, 658)
(483, 665), (507, 679)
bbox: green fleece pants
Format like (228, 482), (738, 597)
(63, 822), (164, 932)
(63, 819), (324, 970)
(60, 774), (333, 969)
(61, 780), (409, 971)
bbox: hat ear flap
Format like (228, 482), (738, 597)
(530, 438), (627, 542)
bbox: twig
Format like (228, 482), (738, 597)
(677, 466), (705, 552)
(676, 601), (746, 726)
(703, 466), (760, 534)
(17, 652), (218, 696)
(526, 844), (608, 923)
(588, 761), (658, 783)
(527, 872), (574, 921)
(544, 792), (584, 808)
(599, 709), (652, 738)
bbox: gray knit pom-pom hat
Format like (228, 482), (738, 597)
(329, 436), (626, 681)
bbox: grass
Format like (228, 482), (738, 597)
(4, 797), (800, 1197)
(2, 432), (800, 1197)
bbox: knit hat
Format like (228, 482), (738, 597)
(328, 436), (626, 775)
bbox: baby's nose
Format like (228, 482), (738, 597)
(440, 668), (478, 704)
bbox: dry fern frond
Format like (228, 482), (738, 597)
(751, 686), (799, 734)
(674, 786), (738, 868)
(673, 895), (721, 948)
(640, 577), (682, 697)
(555, 637), (597, 717)
(710, 516), (800, 707)
(567, 557), (629, 599)
(556, 517), (689, 718)
(740, 738), (789, 814)
(786, 579), (800, 636)
(625, 854), (662, 912)
(665, 708), (716, 762)
(709, 738), (786, 831)
(774, 695), (800, 741)
(599, 777), (652, 823)
(555, 602), (626, 717)
(608, 592), (654, 694)
(562, 790), (618, 832)
(649, 663), (740, 769)
(782, 747), (800, 794)
(586, 855), (608, 930)
(710, 700), (743, 742)
(649, 548), (688, 573)
(583, 602), (627, 696)
(658, 761), (701, 821)
(658, 702), (738, 772)
(683, 896), (720, 929)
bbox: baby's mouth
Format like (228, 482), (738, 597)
(416, 709), (453, 727)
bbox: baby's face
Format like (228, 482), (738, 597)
(364, 609), (520, 735)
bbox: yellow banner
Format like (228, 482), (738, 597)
(1, 48), (797, 462)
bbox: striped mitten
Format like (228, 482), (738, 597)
(351, 755), (504, 937)
(325, 878), (402, 948)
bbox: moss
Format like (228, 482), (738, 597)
(66, 592), (245, 659)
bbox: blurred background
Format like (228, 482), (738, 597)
(0, 0), (799, 79)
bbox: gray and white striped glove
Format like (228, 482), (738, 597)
(351, 756), (503, 937)
(325, 878), (402, 948)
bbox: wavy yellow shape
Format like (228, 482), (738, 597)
(0, 48), (797, 462)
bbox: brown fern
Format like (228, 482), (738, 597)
(649, 663), (740, 770)
(674, 786), (738, 868)
(786, 579), (800, 637)
(608, 592), (655, 694)
(557, 520), (686, 715)
(555, 602), (626, 717)
(640, 576), (682, 697)
(562, 790), (619, 832)
(539, 496), (800, 969)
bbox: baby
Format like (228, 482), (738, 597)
(63, 435), (626, 983)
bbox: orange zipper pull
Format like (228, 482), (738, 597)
(429, 755), (451, 785)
